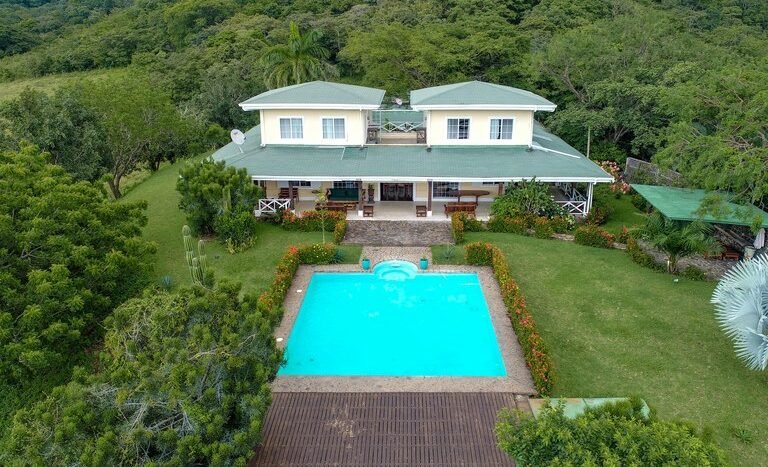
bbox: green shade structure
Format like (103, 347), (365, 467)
(632, 184), (768, 228)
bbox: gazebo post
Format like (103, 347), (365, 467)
(357, 179), (363, 217)
(427, 180), (433, 217)
(586, 182), (594, 216)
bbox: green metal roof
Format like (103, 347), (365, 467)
(410, 81), (555, 109)
(240, 81), (385, 108)
(211, 122), (611, 182)
(632, 184), (768, 228)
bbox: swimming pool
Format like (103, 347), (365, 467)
(279, 261), (507, 377)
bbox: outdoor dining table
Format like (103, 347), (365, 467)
(448, 190), (491, 204)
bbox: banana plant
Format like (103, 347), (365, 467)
(711, 255), (768, 370)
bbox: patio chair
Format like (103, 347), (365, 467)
(363, 204), (374, 217)
(416, 205), (427, 217)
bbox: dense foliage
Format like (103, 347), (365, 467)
(573, 224), (615, 249)
(638, 212), (719, 273)
(491, 179), (561, 219)
(0, 145), (155, 380)
(177, 158), (262, 236)
(2, 283), (281, 466)
(465, 242), (554, 394)
(496, 398), (726, 466)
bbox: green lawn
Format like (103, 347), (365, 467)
(0, 68), (128, 101)
(600, 192), (647, 235)
(434, 233), (768, 466)
(120, 157), (361, 294)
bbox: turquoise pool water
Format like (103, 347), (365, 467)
(279, 262), (506, 377)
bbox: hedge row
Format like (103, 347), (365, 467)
(487, 214), (572, 238)
(256, 244), (337, 324)
(280, 209), (347, 244)
(465, 242), (555, 395)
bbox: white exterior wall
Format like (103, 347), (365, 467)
(260, 109), (368, 146)
(425, 109), (534, 146)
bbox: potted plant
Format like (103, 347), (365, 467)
(361, 257), (371, 271)
(419, 257), (429, 270)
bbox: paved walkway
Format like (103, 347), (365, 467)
(361, 246), (432, 266)
(249, 392), (525, 466)
(343, 220), (453, 246)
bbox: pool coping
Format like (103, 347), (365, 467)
(272, 264), (537, 394)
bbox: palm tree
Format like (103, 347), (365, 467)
(711, 255), (768, 370)
(638, 211), (720, 273)
(262, 22), (336, 89)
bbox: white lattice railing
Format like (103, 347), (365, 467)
(555, 182), (586, 202)
(256, 198), (292, 216)
(555, 200), (588, 216)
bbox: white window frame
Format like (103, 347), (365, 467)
(489, 117), (515, 142)
(333, 180), (358, 189)
(321, 116), (347, 141)
(446, 117), (471, 141)
(278, 180), (315, 188)
(278, 116), (304, 141)
(432, 181), (460, 200)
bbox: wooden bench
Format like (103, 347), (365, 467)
(444, 203), (477, 218)
(416, 205), (427, 217)
(315, 203), (347, 213)
(363, 205), (374, 217)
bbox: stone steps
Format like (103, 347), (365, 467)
(342, 220), (453, 246)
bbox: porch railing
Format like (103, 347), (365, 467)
(555, 182), (586, 202)
(256, 198), (292, 216)
(555, 200), (588, 216)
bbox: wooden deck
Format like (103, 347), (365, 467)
(249, 392), (522, 466)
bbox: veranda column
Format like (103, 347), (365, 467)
(586, 182), (594, 216)
(427, 180), (433, 217)
(288, 180), (295, 212)
(357, 179), (364, 217)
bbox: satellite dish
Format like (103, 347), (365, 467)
(230, 129), (246, 152)
(394, 97), (403, 107)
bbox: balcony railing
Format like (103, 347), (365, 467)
(256, 198), (292, 216)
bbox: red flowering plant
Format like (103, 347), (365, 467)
(598, 160), (631, 194)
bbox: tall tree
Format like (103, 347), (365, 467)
(261, 21), (336, 89)
(0, 145), (155, 380)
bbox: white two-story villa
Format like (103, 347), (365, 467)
(212, 80), (612, 219)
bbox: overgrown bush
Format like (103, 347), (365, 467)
(333, 218), (348, 244)
(585, 204), (612, 225)
(626, 237), (665, 271)
(487, 215), (528, 235)
(497, 398), (725, 466)
(214, 206), (258, 253)
(464, 242), (554, 394)
(491, 179), (558, 218)
(682, 265), (707, 281)
(297, 243), (336, 264)
(451, 212), (466, 243)
(617, 225), (631, 244)
(177, 158), (262, 235)
(532, 217), (554, 239)
(574, 225), (615, 248)
(281, 209), (345, 234)
(548, 215), (575, 233)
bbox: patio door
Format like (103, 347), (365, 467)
(380, 183), (413, 201)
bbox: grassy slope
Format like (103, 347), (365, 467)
(0, 68), (127, 101)
(434, 233), (768, 466)
(120, 157), (361, 294)
(602, 193), (647, 234)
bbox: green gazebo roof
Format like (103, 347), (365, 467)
(632, 184), (768, 228)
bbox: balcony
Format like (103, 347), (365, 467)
(367, 109), (426, 145)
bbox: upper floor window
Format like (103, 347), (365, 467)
(322, 117), (346, 140)
(279, 117), (303, 139)
(490, 118), (513, 140)
(447, 118), (470, 140)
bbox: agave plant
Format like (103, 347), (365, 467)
(711, 255), (768, 370)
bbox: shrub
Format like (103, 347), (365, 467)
(617, 225), (631, 244)
(574, 225), (615, 248)
(549, 215), (575, 233)
(464, 242), (554, 394)
(297, 243), (336, 264)
(682, 265), (707, 281)
(585, 205), (611, 225)
(214, 206), (258, 253)
(451, 212), (465, 243)
(631, 192), (651, 212)
(487, 216), (528, 235)
(462, 214), (485, 232)
(497, 398), (725, 466)
(491, 178), (558, 217)
(333, 218), (348, 244)
(280, 209), (345, 233)
(532, 217), (554, 239)
(626, 237), (665, 271)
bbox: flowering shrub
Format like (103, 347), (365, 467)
(532, 217), (554, 239)
(598, 160), (631, 194)
(280, 209), (347, 244)
(464, 242), (555, 395)
(574, 225), (615, 249)
(585, 205), (612, 225)
(297, 243), (336, 264)
(451, 212), (466, 243)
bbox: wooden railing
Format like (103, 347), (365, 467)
(256, 198), (292, 216)
(555, 200), (588, 216)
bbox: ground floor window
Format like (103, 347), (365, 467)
(333, 180), (358, 189)
(433, 181), (459, 198)
(290, 180), (312, 187)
